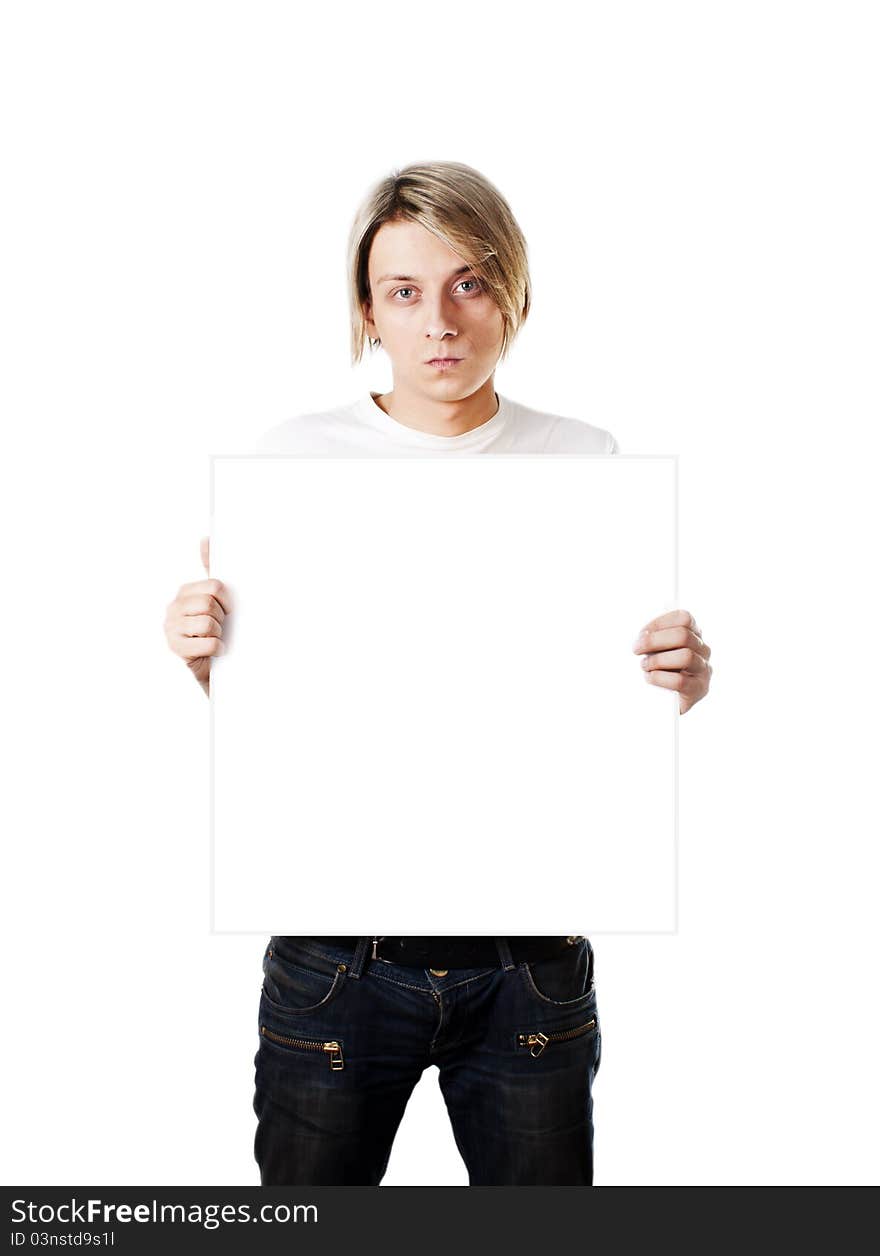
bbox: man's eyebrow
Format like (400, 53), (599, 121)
(375, 264), (477, 284)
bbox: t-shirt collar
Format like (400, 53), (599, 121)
(353, 390), (511, 448)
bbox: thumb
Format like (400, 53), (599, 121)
(200, 535), (210, 573)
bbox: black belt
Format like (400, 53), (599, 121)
(310, 936), (576, 969)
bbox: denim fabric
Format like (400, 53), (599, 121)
(253, 936), (601, 1185)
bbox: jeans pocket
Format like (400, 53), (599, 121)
(257, 1016), (347, 1070)
(521, 938), (595, 1006)
(516, 1013), (599, 1058)
(261, 937), (348, 1016)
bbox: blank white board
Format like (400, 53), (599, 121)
(210, 456), (677, 934)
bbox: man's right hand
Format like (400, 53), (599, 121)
(163, 536), (230, 696)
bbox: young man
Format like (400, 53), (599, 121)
(164, 161), (712, 1185)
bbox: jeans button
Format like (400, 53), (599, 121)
(429, 968), (448, 977)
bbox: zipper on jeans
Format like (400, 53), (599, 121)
(517, 1018), (597, 1058)
(259, 1025), (345, 1070)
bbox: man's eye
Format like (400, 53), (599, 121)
(392, 279), (480, 301)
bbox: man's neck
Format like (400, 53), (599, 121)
(372, 381), (500, 437)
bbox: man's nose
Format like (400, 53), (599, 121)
(422, 293), (458, 340)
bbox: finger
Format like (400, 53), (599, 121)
(636, 609), (696, 638)
(174, 578), (231, 616)
(164, 607), (223, 645)
(634, 626), (708, 658)
(175, 612), (224, 639)
(644, 667), (702, 695)
(176, 592), (227, 624)
(168, 631), (225, 660)
(200, 536), (210, 573)
(641, 648), (710, 675)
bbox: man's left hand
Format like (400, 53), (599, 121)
(632, 609), (712, 716)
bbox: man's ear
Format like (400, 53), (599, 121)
(363, 300), (377, 339)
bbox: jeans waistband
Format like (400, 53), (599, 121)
(305, 936), (580, 969)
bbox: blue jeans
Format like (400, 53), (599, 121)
(253, 936), (602, 1185)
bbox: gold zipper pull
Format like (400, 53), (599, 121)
(323, 1041), (344, 1070)
(527, 1032), (549, 1058)
(517, 1019), (597, 1058)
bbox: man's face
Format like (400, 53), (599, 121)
(364, 218), (505, 402)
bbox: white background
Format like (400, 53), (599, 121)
(1, 0), (878, 1186)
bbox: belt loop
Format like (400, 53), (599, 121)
(347, 937), (372, 979)
(495, 938), (516, 971)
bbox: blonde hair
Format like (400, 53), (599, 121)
(347, 160), (531, 366)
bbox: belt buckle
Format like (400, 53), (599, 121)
(372, 937), (399, 965)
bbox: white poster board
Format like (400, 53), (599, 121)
(210, 455), (677, 934)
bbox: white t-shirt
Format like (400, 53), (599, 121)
(254, 390), (619, 455)
(246, 391), (617, 944)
